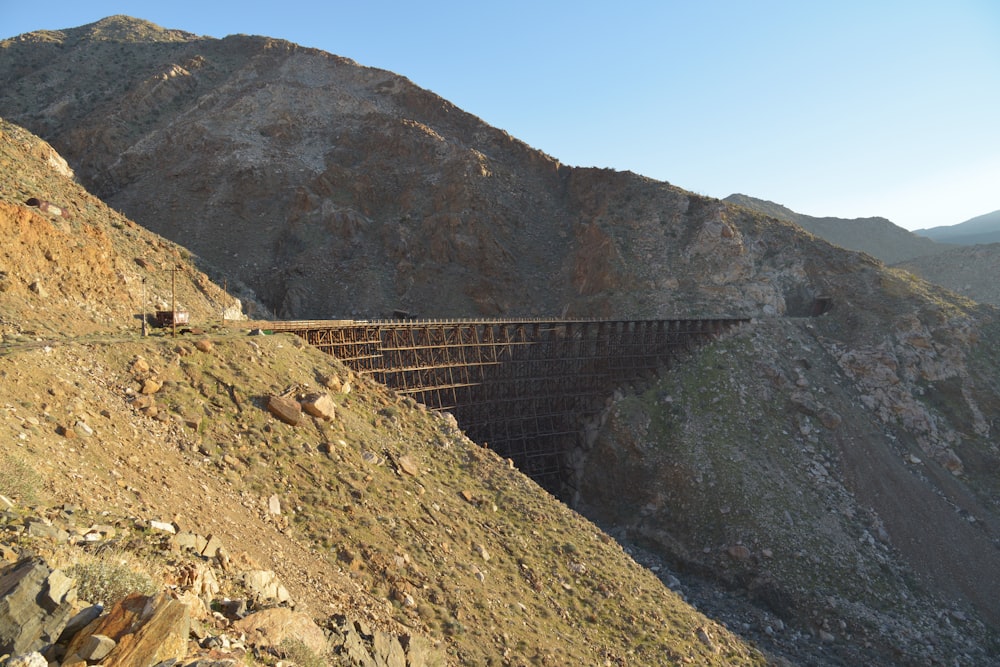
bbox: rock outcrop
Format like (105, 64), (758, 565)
(0, 502), (450, 667)
(0, 559), (76, 656)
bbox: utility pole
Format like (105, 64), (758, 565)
(141, 278), (147, 336)
(171, 267), (177, 338)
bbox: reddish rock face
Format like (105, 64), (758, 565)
(0, 127), (240, 337)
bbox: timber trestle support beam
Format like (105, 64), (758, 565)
(242, 317), (748, 493)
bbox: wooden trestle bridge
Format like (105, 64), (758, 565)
(250, 317), (748, 493)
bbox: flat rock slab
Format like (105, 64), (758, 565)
(266, 395), (302, 426)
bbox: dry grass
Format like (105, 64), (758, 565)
(0, 451), (42, 504)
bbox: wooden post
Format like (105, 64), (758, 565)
(171, 267), (177, 338)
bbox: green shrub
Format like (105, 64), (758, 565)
(68, 551), (158, 606)
(278, 637), (326, 667)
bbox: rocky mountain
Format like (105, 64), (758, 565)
(724, 193), (948, 264)
(895, 243), (1000, 307)
(1, 16), (870, 322)
(3, 15), (1000, 666)
(724, 194), (1000, 307)
(916, 209), (1000, 245)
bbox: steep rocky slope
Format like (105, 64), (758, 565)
(582, 313), (1000, 665)
(0, 119), (244, 338)
(724, 193), (948, 264)
(3, 16), (1000, 666)
(0, 122), (767, 665)
(895, 243), (1000, 308)
(2, 334), (767, 666)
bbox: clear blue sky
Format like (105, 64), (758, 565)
(3, 1), (998, 230)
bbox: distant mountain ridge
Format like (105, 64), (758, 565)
(724, 193), (948, 264)
(916, 209), (1000, 245)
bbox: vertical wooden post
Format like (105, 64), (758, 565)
(171, 266), (177, 338)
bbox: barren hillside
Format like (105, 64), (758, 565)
(0, 120), (243, 338)
(2, 16), (855, 321)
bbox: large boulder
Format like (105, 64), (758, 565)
(241, 570), (290, 606)
(62, 592), (190, 667)
(233, 607), (328, 656)
(300, 392), (336, 420)
(0, 558), (77, 655)
(266, 394), (302, 426)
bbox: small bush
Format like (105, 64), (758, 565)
(0, 452), (42, 503)
(278, 637), (326, 667)
(68, 550), (158, 606)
